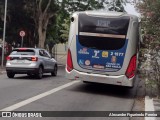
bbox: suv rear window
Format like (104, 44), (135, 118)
(11, 49), (35, 55)
(78, 13), (130, 50)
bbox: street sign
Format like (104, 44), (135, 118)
(19, 31), (25, 47)
(19, 31), (25, 37)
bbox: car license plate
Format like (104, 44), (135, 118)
(89, 75), (105, 81)
(17, 60), (24, 63)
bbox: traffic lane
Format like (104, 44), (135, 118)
(0, 67), (70, 110)
(13, 78), (140, 120)
(17, 81), (137, 111)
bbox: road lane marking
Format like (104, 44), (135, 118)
(0, 81), (80, 111)
(145, 96), (155, 120)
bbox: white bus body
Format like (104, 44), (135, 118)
(66, 11), (139, 87)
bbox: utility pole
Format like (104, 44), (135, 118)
(113, 0), (116, 11)
(1, 0), (8, 67)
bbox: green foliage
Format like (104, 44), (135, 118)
(60, 18), (70, 43)
(105, 0), (126, 12)
(64, 0), (105, 13)
(56, 0), (106, 43)
(58, 0), (127, 44)
(0, 0), (36, 46)
(0, 1), (5, 38)
(0, 0), (128, 49)
(136, 0), (160, 96)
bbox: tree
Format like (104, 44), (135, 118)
(64, 0), (105, 13)
(60, 18), (70, 43)
(0, 0), (4, 21)
(45, 1), (69, 55)
(2, 0), (36, 47)
(46, 20), (59, 55)
(24, 0), (59, 48)
(105, 0), (127, 12)
(45, 0), (107, 54)
(0, 0), (6, 39)
(1, 0), (128, 50)
(59, 0), (128, 43)
(57, 0), (106, 43)
(136, 0), (160, 96)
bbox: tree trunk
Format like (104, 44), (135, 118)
(38, 27), (46, 48)
(49, 44), (55, 57)
(38, 21), (46, 48)
(38, 16), (49, 48)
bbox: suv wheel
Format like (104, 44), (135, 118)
(51, 65), (57, 76)
(36, 66), (43, 79)
(7, 72), (15, 78)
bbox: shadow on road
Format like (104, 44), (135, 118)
(11, 74), (59, 80)
(9, 66), (65, 80)
(67, 80), (139, 99)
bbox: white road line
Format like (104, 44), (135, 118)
(0, 81), (80, 111)
(145, 96), (155, 120)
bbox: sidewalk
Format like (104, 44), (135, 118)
(0, 67), (6, 74)
(56, 54), (66, 66)
(145, 83), (160, 120)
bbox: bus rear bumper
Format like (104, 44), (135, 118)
(66, 69), (135, 87)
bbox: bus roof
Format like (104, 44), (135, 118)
(74, 11), (138, 19)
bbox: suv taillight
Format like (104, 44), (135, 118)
(66, 49), (73, 72)
(125, 55), (137, 78)
(6, 56), (11, 61)
(31, 56), (38, 61)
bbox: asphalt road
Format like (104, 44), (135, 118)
(0, 66), (141, 120)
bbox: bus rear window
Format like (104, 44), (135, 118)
(78, 13), (130, 50)
(11, 49), (35, 55)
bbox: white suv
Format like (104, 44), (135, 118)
(6, 48), (58, 79)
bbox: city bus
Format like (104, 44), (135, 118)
(66, 11), (140, 87)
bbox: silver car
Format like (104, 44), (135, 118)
(6, 48), (58, 79)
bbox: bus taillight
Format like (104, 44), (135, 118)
(66, 49), (73, 72)
(125, 55), (137, 78)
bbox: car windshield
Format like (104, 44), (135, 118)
(10, 49), (35, 55)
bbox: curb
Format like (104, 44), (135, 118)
(57, 64), (65, 67)
(0, 72), (6, 75)
(0, 71), (6, 74)
(145, 96), (156, 120)
(0, 68), (6, 74)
